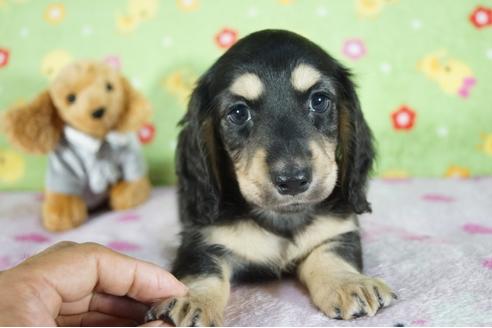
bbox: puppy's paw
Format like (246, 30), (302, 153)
(110, 176), (151, 210)
(312, 273), (396, 320)
(145, 295), (223, 327)
(42, 192), (87, 231)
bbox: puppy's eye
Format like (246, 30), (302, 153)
(106, 82), (113, 92)
(309, 92), (331, 113)
(67, 93), (76, 104)
(227, 103), (251, 125)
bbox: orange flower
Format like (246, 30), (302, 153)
(445, 166), (470, 178)
(44, 3), (65, 25)
(177, 0), (198, 11)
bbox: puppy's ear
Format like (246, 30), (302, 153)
(176, 77), (222, 225)
(337, 70), (375, 214)
(2, 90), (63, 154)
(115, 76), (152, 132)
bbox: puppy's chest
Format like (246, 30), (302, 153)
(204, 216), (357, 268)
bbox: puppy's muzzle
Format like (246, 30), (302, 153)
(272, 168), (311, 196)
(91, 107), (106, 119)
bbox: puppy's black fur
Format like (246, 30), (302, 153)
(173, 30), (373, 282)
(144, 30), (397, 326)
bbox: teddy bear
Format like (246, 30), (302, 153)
(2, 60), (152, 231)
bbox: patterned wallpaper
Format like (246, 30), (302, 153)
(0, 0), (491, 190)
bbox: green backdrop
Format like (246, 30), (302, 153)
(1, 0), (491, 190)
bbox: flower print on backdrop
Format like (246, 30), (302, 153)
(342, 38), (367, 60)
(391, 105), (417, 131)
(44, 3), (65, 25)
(177, 0), (199, 12)
(0, 48), (9, 68)
(418, 50), (476, 98)
(469, 6), (492, 29)
(215, 28), (239, 49)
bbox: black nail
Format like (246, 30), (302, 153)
(374, 287), (384, 308)
(190, 309), (202, 327)
(333, 307), (343, 320)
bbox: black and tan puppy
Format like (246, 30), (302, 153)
(146, 29), (395, 326)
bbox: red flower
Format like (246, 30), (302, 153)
(469, 6), (492, 28)
(391, 105), (416, 131)
(214, 28), (238, 49)
(138, 123), (156, 144)
(0, 48), (10, 68)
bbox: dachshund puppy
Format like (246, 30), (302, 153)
(146, 29), (395, 325)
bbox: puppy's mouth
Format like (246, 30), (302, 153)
(273, 202), (311, 213)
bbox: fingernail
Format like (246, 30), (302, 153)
(140, 320), (173, 327)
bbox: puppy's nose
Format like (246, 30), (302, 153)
(91, 107), (106, 119)
(273, 168), (311, 196)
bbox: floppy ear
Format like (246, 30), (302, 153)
(337, 70), (375, 214)
(2, 90), (63, 154)
(176, 77), (223, 225)
(115, 76), (152, 132)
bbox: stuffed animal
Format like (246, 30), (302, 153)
(2, 60), (152, 231)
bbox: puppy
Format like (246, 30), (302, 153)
(146, 30), (395, 326)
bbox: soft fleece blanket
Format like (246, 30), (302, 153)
(1, 178), (491, 326)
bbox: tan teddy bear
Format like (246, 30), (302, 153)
(2, 60), (152, 231)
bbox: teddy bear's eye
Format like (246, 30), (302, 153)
(67, 93), (76, 104)
(106, 82), (113, 92)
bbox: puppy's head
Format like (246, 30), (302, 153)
(178, 30), (374, 222)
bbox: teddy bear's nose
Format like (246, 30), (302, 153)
(91, 107), (106, 119)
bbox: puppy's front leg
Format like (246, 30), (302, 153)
(146, 239), (230, 326)
(298, 231), (396, 320)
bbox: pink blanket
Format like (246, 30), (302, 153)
(1, 178), (491, 326)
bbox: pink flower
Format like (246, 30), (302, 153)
(0, 48), (10, 68)
(391, 105), (416, 131)
(116, 213), (141, 222)
(14, 233), (50, 243)
(103, 55), (121, 70)
(107, 241), (141, 252)
(421, 194), (455, 203)
(342, 39), (366, 60)
(469, 6), (492, 29)
(138, 122), (156, 144)
(215, 28), (238, 49)
(483, 258), (492, 269)
(463, 223), (492, 234)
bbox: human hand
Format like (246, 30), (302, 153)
(0, 241), (187, 326)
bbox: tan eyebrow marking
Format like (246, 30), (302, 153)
(229, 73), (264, 100)
(291, 63), (321, 92)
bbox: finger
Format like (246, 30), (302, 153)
(60, 293), (149, 322)
(93, 245), (188, 303)
(56, 312), (137, 327)
(140, 320), (172, 327)
(14, 242), (187, 314)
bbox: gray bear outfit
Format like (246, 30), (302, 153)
(46, 126), (147, 208)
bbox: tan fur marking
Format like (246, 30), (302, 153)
(298, 243), (395, 320)
(229, 73), (264, 100)
(234, 148), (271, 207)
(286, 215), (357, 261)
(291, 64), (321, 92)
(309, 139), (338, 202)
(205, 221), (284, 264)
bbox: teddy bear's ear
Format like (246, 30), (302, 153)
(2, 90), (63, 154)
(115, 76), (152, 132)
